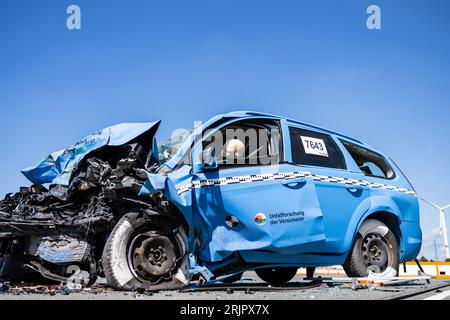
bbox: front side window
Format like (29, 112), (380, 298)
(289, 127), (346, 169)
(339, 139), (395, 179)
(202, 119), (282, 167)
(158, 129), (193, 164)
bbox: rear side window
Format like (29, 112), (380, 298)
(339, 139), (395, 179)
(289, 127), (346, 169)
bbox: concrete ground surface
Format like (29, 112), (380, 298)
(0, 271), (449, 300)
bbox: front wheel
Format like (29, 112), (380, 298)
(102, 211), (190, 291)
(256, 267), (298, 286)
(343, 219), (399, 277)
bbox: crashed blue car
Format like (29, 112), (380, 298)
(0, 111), (421, 290)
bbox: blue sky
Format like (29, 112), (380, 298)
(1, 0), (449, 259)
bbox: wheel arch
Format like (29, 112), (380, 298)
(342, 198), (403, 262)
(158, 203), (190, 232)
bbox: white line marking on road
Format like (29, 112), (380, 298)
(424, 289), (450, 300)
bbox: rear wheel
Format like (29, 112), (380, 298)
(343, 219), (399, 277)
(256, 267), (298, 286)
(102, 211), (190, 291)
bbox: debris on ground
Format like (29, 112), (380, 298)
(0, 281), (114, 296)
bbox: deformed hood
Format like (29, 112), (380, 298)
(22, 121), (161, 188)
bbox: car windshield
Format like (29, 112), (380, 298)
(157, 128), (193, 164)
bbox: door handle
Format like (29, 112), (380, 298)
(346, 185), (362, 193)
(282, 177), (306, 186)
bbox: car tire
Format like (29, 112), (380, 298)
(255, 267), (298, 286)
(343, 219), (399, 277)
(102, 211), (190, 291)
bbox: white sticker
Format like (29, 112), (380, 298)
(300, 136), (329, 157)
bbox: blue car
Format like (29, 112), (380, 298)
(0, 111), (421, 290)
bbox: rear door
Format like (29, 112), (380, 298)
(288, 126), (371, 254)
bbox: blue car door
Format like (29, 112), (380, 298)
(288, 125), (371, 254)
(190, 118), (327, 263)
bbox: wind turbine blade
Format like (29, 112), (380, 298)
(442, 205), (450, 211)
(420, 197), (442, 210)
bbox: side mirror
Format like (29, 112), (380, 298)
(202, 147), (218, 170)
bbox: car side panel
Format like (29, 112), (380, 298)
(158, 116), (421, 268)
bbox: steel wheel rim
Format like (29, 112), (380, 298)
(127, 230), (178, 284)
(361, 233), (391, 274)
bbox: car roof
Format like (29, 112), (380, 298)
(221, 110), (369, 147)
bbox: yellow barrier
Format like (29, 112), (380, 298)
(403, 261), (450, 280)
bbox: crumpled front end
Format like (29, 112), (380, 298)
(0, 121), (162, 284)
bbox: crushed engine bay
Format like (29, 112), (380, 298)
(0, 123), (165, 286)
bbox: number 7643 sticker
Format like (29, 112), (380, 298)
(300, 136), (329, 157)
